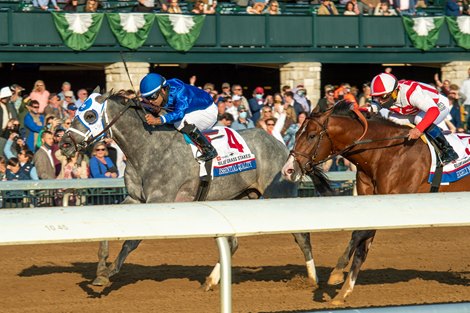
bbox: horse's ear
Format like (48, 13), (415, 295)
(93, 86), (101, 94)
(101, 89), (113, 101)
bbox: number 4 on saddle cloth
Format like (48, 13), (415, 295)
(427, 132), (470, 184)
(183, 126), (257, 178)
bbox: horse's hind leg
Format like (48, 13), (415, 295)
(202, 236), (238, 292)
(331, 230), (376, 306)
(328, 230), (366, 285)
(93, 240), (142, 286)
(293, 232), (318, 289)
(92, 241), (109, 286)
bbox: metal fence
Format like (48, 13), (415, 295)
(0, 172), (357, 208)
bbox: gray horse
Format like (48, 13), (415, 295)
(60, 91), (320, 290)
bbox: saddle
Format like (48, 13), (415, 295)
(186, 126), (257, 200)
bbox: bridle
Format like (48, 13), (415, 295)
(290, 106), (369, 173)
(65, 97), (137, 153)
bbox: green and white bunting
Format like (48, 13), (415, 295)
(52, 12), (104, 51)
(402, 16), (445, 51)
(107, 13), (155, 50)
(446, 16), (470, 50)
(155, 14), (205, 52)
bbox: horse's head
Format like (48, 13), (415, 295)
(282, 107), (335, 182)
(60, 87), (111, 158)
(282, 101), (368, 183)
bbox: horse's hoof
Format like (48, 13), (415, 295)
(331, 297), (345, 306)
(311, 283), (319, 291)
(92, 276), (110, 286)
(200, 282), (213, 292)
(327, 270), (344, 286)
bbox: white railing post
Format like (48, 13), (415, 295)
(216, 236), (232, 313)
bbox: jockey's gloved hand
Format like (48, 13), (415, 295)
(379, 108), (390, 119)
(369, 102), (380, 113)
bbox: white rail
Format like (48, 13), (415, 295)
(1, 192), (470, 312)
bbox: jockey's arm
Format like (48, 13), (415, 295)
(158, 93), (189, 125)
(409, 89), (440, 132)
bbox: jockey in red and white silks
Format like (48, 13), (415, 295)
(371, 73), (458, 165)
(382, 79), (450, 134)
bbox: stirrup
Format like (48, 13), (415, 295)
(197, 148), (217, 162)
(439, 149), (458, 165)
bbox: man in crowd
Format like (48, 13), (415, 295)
(33, 130), (56, 179)
(231, 104), (255, 130)
(44, 93), (66, 120)
(75, 89), (89, 108)
(248, 86), (265, 123)
(0, 87), (18, 137)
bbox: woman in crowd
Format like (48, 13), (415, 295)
(29, 80), (50, 114)
(283, 111), (307, 150)
(56, 150), (89, 205)
(167, 0), (182, 13)
(344, 1), (358, 14)
(374, 1), (397, 15)
(2, 118), (21, 140)
(247, 1), (266, 14)
(191, 0), (216, 14)
(85, 0), (100, 12)
(89, 142), (118, 179)
(265, 0), (281, 14)
(4, 132), (27, 160)
(358, 82), (373, 109)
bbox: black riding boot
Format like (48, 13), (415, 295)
(425, 124), (458, 165)
(180, 123), (217, 162)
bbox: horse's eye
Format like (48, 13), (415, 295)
(308, 132), (316, 140)
(84, 110), (98, 124)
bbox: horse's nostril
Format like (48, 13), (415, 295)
(287, 169), (294, 174)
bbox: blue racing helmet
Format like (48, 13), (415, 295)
(140, 73), (168, 99)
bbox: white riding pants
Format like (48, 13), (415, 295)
(174, 103), (218, 131)
(387, 96), (450, 129)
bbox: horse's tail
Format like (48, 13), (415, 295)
(306, 166), (334, 196)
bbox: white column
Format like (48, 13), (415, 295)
(280, 62), (322, 109)
(104, 62), (150, 93)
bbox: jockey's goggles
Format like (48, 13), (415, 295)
(143, 91), (160, 101)
(374, 92), (392, 102)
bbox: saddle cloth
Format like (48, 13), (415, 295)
(427, 132), (470, 184)
(188, 126), (257, 177)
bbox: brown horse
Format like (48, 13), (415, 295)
(282, 100), (470, 305)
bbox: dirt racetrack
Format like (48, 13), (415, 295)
(1, 227), (469, 313)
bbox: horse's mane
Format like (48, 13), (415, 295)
(331, 100), (355, 116)
(323, 100), (409, 130)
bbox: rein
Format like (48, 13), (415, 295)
(291, 106), (407, 172)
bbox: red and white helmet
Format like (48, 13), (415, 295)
(370, 73), (398, 97)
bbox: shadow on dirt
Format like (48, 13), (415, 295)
(18, 264), (470, 298)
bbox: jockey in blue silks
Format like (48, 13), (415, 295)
(139, 73), (218, 162)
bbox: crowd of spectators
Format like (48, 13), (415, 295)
(0, 80), (125, 192)
(18, 0), (469, 17)
(1, 67), (470, 203)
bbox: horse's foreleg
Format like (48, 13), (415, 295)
(92, 241), (109, 286)
(107, 240), (142, 278)
(202, 236), (238, 292)
(92, 195), (142, 286)
(331, 230), (376, 306)
(293, 232), (318, 289)
(328, 230), (366, 285)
